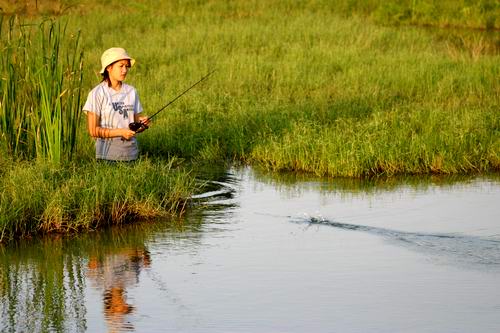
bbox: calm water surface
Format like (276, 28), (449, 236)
(1, 168), (500, 332)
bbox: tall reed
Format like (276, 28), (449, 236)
(0, 16), (83, 164)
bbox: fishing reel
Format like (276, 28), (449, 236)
(129, 121), (149, 132)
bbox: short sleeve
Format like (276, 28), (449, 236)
(133, 87), (143, 114)
(83, 85), (104, 117)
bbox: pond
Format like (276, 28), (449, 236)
(1, 167), (500, 332)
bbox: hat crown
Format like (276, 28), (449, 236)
(100, 47), (135, 74)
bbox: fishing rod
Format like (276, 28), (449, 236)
(129, 69), (217, 132)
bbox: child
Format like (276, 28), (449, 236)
(83, 47), (150, 161)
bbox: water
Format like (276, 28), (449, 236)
(1, 167), (500, 332)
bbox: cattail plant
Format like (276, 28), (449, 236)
(0, 16), (83, 164)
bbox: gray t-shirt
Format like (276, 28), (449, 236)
(83, 82), (143, 161)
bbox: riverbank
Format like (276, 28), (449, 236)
(0, 158), (197, 242)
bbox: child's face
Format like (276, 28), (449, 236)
(107, 59), (130, 83)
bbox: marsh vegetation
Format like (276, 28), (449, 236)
(0, 0), (499, 241)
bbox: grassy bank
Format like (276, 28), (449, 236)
(0, 0), (499, 240)
(0, 157), (195, 242)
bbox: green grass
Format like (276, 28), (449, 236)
(0, 0), (499, 240)
(125, 2), (499, 176)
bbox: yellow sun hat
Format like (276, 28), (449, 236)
(99, 47), (135, 74)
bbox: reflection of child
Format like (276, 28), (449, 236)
(87, 248), (151, 332)
(103, 286), (134, 333)
(104, 286), (133, 315)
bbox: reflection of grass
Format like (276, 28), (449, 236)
(0, 210), (206, 332)
(249, 164), (500, 197)
(0, 215), (175, 332)
(0, 234), (87, 332)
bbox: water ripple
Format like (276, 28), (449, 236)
(293, 216), (500, 270)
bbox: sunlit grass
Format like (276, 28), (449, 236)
(123, 4), (499, 176)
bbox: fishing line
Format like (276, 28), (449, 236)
(129, 69), (217, 132)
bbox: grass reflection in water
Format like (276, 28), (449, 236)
(0, 220), (188, 333)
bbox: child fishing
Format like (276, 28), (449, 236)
(83, 47), (150, 162)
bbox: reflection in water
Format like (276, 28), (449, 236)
(1, 167), (499, 332)
(0, 222), (174, 333)
(188, 170), (240, 225)
(87, 247), (151, 332)
(251, 165), (500, 197)
(0, 236), (87, 333)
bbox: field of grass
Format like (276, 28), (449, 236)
(0, 0), (499, 240)
(91, 0), (498, 176)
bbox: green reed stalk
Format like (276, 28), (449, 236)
(0, 16), (83, 164)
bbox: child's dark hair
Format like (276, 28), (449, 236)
(101, 70), (111, 87)
(101, 59), (131, 87)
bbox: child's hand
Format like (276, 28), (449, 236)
(121, 129), (136, 140)
(135, 116), (150, 133)
(138, 116), (150, 127)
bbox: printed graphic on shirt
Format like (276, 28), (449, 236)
(111, 101), (134, 119)
(83, 83), (142, 130)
